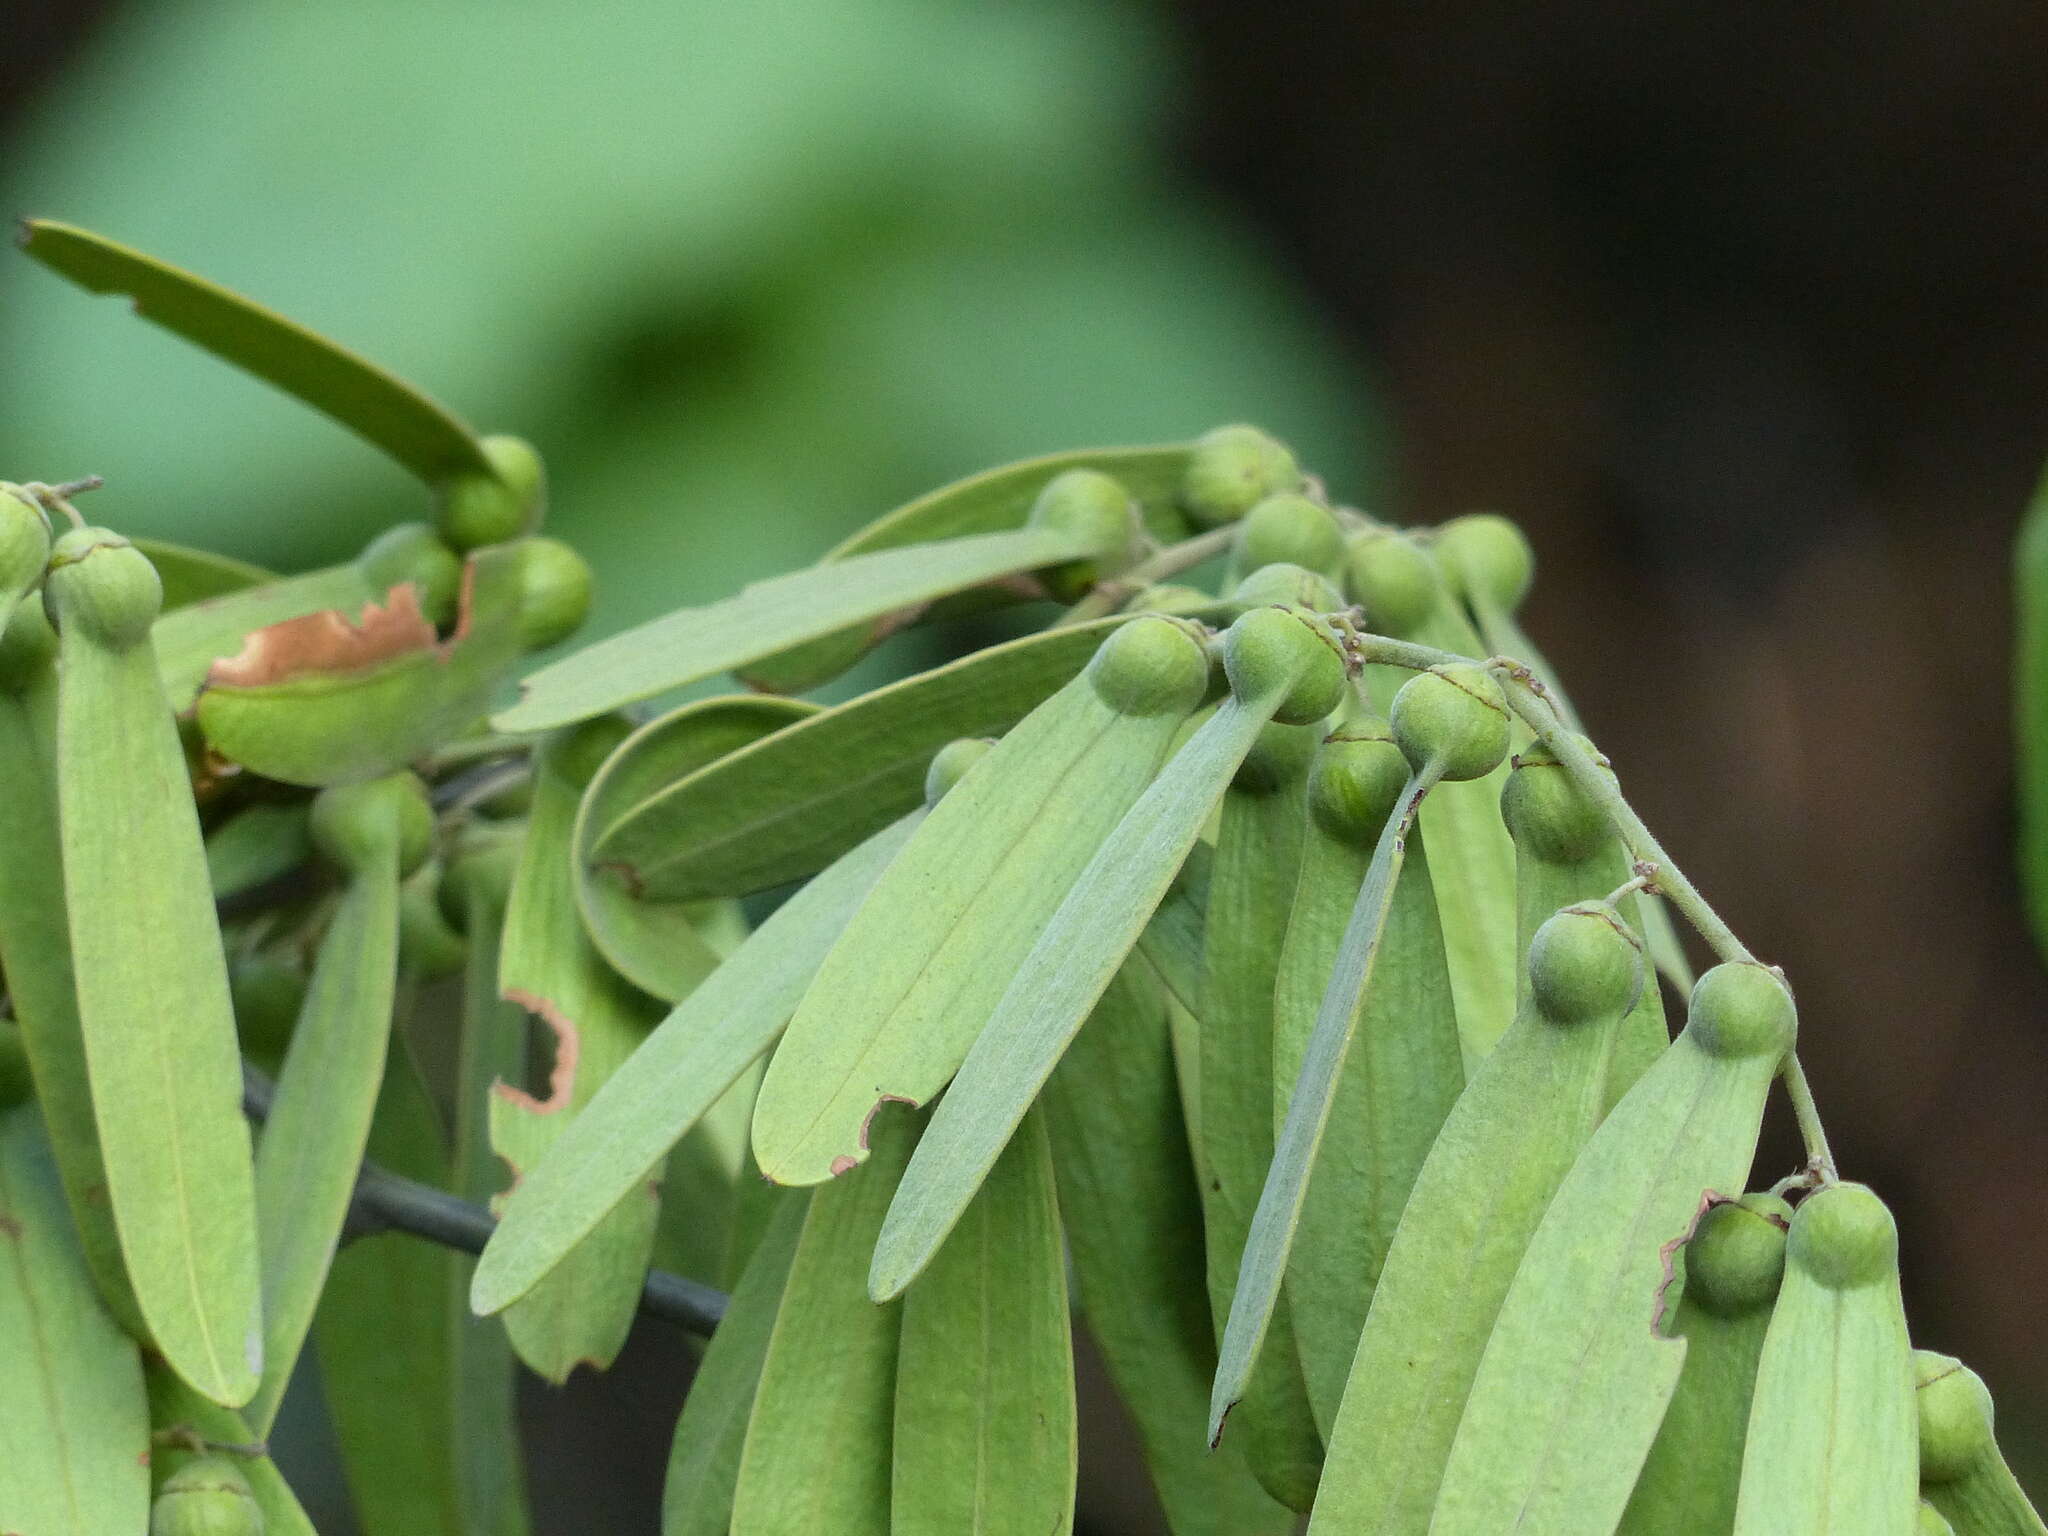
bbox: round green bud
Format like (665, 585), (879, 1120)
(548, 714), (633, 792)
(515, 537), (594, 651)
(1341, 529), (1439, 638)
(1500, 738), (1613, 863)
(437, 826), (522, 931)
(1309, 720), (1410, 842)
(1230, 561), (1344, 614)
(355, 523), (463, 626)
(44, 527), (163, 649)
(1686, 960), (1796, 1062)
(1434, 512), (1534, 612)
(1914, 1350), (1996, 1483)
(1389, 664), (1510, 781)
(1237, 493), (1342, 574)
(1788, 1181), (1897, 1290)
(231, 954), (308, 1064)
(1527, 902), (1642, 1025)
(1179, 425), (1303, 527)
(1125, 582), (1212, 616)
(0, 484), (51, 596)
(1917, 1500), (1956, 1536)
(150, 1455), (264, 1536)
(1223, 606), (1349, 725)
(0, 592), (58, 694)
(925, 737), (994, 805)
(309, 772), (434, 878)
(1087, 616), (1213, 718)
(1027, 469), (1135, 602)
(437, 435), (544, 553)
(1683, 1193), (1791, 1318)
(482, 434), (547, 521)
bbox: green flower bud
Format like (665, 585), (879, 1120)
(150, 1455), (264, 1536)
(515, 536), (594, 651)
(1309, 717), (1410, 843)
(310, 772), (434, 878)
(44, 527), (163, 649)
(1389, 663), (1510, 781)
(231, 953), (307, 1064)
(1434, 512), (1534, 612)
(1527, 901), (1642, 1025)
(1236, 492), (1342, 574)
(924, 737), (994, 805)
(1235, 716), (1319, 794)
(0, 592), (58, 693)
(1341, 529), (1438, 638)
(1917, 1500), (1956, 1536)
(549, 714), (633, 791)
(355, 522), (462, 626)
(1087, 615), (1213, 718)
(1027, 469), (1135, 602)
(1125, 582), (1212, 615)
(1222, 605), (1349, 725)
(1788, 1181), (1897, 1290)
(1683, 1193), (1791, 1318)
(1499, 737), (1613, 864)
(482, 434), (547, 521)
(1230, 561), (1343, 614)
(437, 435), (545, 553)
(1914, 1350), (1996, 1482)
(1179, 424), (1303, 527)
(1686, 960), (1796, 1062)
(0, 482), (52, 597)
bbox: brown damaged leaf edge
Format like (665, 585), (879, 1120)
(829, 1095), (919, 1177)
(493, 989), (582, 1117)
(198, 567), (477, 697)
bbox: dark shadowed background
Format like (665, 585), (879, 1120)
(5, 2), (2045, 1528)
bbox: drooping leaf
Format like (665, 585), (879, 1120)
(731, 1109), (919, 1536)
(49, 530), (261, 1407)
(132, 536), (272, 610)
(0, 1105), (150, 1536)
(472, 813), (920, 1318)
(662, 1192), (807, 1536)
(1041, 964), (1294, 1536)
(593, 619), (1120, 901)
(1427, 963), (1795, 1532)
(19, 219), (494, 483)
(751, 664), (1200, 1188)
(892, 1110), (1075, 1535)
(496, 525), (1125, 734)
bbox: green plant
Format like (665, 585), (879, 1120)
(0, 219), (2039, 1536)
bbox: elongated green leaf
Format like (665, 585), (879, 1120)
(131, 537), (272, 609)
(144, 1366), (319, 1536)
(1917, 1354), (2048, 1536)
(498, 526), (1119, 733)
(195, 542), (526, 786)
(207, 800), (313, 902)
(20, 219), (493, 482)
(1134, 845), (1212, 1175)
(247, 780), (411, 1433)
(871, 687), (1290, 1303)
(662, 1192), (808, 1536)
(1619, 1194), (1790, 1536)
(1428, 967), (1794, 1532)
(573, 696), (813, 1001)
(0, 1106), (150, 1536)
(473, 813), (920, 1316)
(1306, 933), (1658, 1533)
(1044, 963), (1294, 1536)
(753, 668), (1197, 1187)
(1927, 1465), (2048, 1536)
(596, 620), (1120, 901)
(732, 1109), (918, 1536)
(738, 444), (1195, 694)
(0, 599), (141, 1331)
(893, 1110), (1075, 1535)
(51, 533), (260, 1407)
(1196, 723), (1324, 1510)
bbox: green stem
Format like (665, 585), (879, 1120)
(1780, 1054), (1839, 1183)
(1057, 524), (1236, 625)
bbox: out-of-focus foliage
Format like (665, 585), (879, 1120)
(0, 0), (1378, 640)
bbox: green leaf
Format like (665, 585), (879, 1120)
(572, 695), (814, 1001)
(731, 1108), (918, 1536)
(195, 542), (526, 787)
(1196, 722), (1325, 1510)
(751, 667), (1197, 1187)
(0, 1106), (150, 1536)
(19, 219), (493, 483)
(246, 780), (410, 1433)
(662, 1192), (808, 1536)
(1427, 984), (1791, 1532)
(496, 525), (1121, 734)
(1923, 1433), (2048, 1536)
(144, 1365), (320, 1536)
(472, 813), (920, 1317)
(892, 1109), (1075, 1535)
(131, 537), (273, 610)
(593, 619), (1121, 901)
(1041, 964), (1294, 1536)
(207, 800), (314, 902)
(53, 543), (261, 1407)
(1731, 1184), (1916, 1536)
(1306, 932), (1658, 1533)
(870, 689), (1287, 1303)
(153, 560), (382, 709)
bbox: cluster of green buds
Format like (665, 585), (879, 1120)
(0, 221), (2037, 1536)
